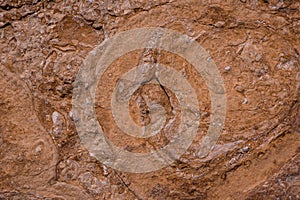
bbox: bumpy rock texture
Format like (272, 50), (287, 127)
(0, 0), (299, 199)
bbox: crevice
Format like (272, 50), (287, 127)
(0, 22), (11, 28)
(0, 4), (23, 11)
(113, 170), (143, 200)
(156, 77), (174, 112)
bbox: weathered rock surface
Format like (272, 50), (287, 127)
(0, 0), (299, 199)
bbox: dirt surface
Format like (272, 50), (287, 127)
(0, 0), (299, 199)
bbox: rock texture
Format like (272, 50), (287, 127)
(0, 0), (299, 199)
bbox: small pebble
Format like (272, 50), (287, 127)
(23, 184), (30, 189)
(255, 54), (262, 61)
(35, 145), (42, 154)
(69, 111), (73, 119)
(52, 111), (60, 124)
(37, 13), (44, 18)
(242, 146), (249, 153)
(242, 98), (248, 104)
(71, 39), (79, 45)
(214, 21), (225, 28)
(225, 66), (231, 71)
(234, 85), (244, 93)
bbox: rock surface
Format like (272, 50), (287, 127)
(0, 0), (299, 199)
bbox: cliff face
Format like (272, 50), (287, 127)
(0, 0), (299, 199)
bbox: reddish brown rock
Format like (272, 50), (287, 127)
(0, 0), (299, 199)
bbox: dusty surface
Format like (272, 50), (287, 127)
(0, 0), (299, 199)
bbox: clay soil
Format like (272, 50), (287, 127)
(0, 0), (299, 199)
